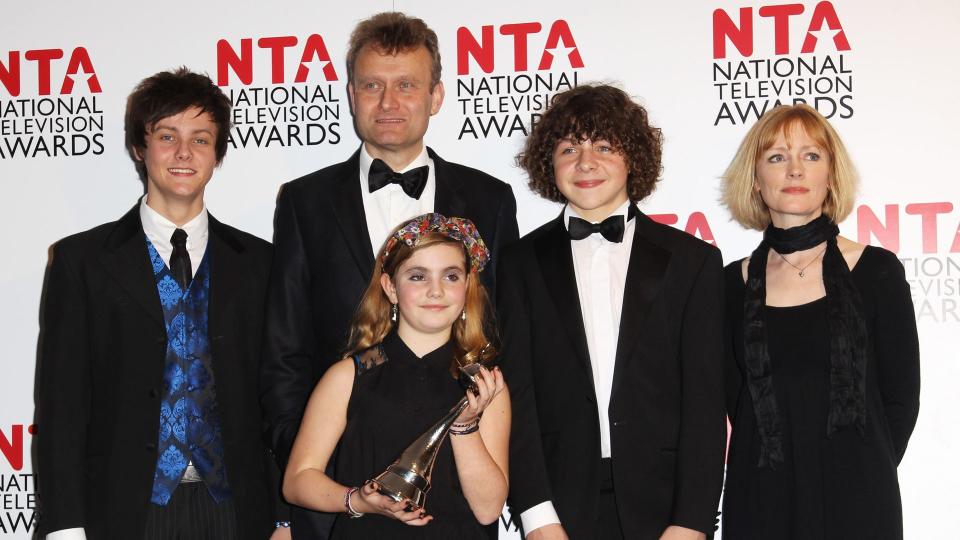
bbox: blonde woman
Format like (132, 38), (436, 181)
(720, 104), (919, 539)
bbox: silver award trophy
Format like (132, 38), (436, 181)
(368, 363), (483, 511)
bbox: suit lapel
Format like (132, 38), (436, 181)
(207, 216), (245, 384)
(430, 148), (468, 218)
(534, 215), (595, 394)
(207, 215), (244, 341)
(610, 210), (670, 399)
(330, 149), (375, 279)
(98, 205), (165, 328)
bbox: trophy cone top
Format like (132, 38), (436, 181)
(370, 395), (470, 511)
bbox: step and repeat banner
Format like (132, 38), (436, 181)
(2, 0), (958, 537)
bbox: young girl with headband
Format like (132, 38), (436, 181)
(283, 213), (510, 539)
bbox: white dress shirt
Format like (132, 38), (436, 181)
(45, 528), (86, 540)
(520, 200), (636, 536)
(140, 195), (209, 275)
(358, 143), (436, 256)
(46, 198), (211, 540)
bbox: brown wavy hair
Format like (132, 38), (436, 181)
(344, 231), (497, 378)
(518, 84), (663, 203)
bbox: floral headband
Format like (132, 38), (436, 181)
(382, 213), (490, 273)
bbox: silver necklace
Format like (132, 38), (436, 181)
(775, 246), (827, 278)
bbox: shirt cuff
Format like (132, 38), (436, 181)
(520, 501), (561, 537)
(47, 528), (87, 540)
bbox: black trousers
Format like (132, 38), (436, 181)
(291, 506), (335, 540)
(144, 482), (238, 540)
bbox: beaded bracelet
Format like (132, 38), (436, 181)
(344, 486), (364, 518)
(450, 418), (480, 435)
(275, 521), (291, 528)
(451, 424), (480, 435)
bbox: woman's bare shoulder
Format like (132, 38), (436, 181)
(837, 236), (867, 271)
(316, 357), (357, 389)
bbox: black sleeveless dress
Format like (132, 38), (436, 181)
(330, 330), (488, 539)
(722, 246), (920, 539)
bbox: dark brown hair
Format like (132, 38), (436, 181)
(124, 67), (232, 183)
(346, 12), (441, 88)
(518, 84), (663, 203)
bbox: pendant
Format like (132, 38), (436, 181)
(798, 270), (805, 278)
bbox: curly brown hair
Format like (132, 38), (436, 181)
(518, 84), (663, 203)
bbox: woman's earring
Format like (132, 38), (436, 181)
(391, 303), (398, 323)
(461, 310), (466, 322)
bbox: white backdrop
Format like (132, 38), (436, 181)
(2, 0), (958, 537)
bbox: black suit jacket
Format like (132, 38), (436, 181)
(261, 147), (518, 535)
(498, 210), (726, 540)
(36, 205), (274, 539)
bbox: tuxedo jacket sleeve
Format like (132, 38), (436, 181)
(496, 239), (554, 514)
(37, 235), (93, 532)
(670, 236), (726, 531)
(260, 179), (321, 468)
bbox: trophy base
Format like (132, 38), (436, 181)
(371, 466), (428, 511)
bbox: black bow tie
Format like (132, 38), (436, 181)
(568, 215), (627, 243)
(368, 158), (429, 199)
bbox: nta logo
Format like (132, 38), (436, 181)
(859, 203), (960, 254)
(217, 35), (338, 86)
(0, 48), (101, 96)
(713, 1), (849, 59)
(457, 20), (584, 75)
(0, 424), (34, 471)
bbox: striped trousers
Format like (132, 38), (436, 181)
(143, 482), (238, 540)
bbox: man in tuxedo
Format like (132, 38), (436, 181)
(261, 11), (518, 538)
(499, 84), (726, 540)
(37, 68), (276, 539)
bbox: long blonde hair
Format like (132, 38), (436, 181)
(344, 231), (497, 377)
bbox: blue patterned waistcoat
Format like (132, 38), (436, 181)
(146, 238), (231, 505)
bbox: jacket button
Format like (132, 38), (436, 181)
(156, 336), (166, 344)
(149, 389), (159, 398)
(146, 443), (156, 451)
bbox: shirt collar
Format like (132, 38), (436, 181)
(359, 143), (430, 176)
(139, 194), (209, 246)
(382, 328), (454, 369)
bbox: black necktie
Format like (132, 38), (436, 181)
(170, 228), (192, 291)
(368, 158), (429, 199)
(568, 215), (626, 243)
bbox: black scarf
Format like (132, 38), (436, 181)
(743, 214), (868, 468)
